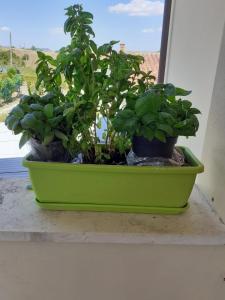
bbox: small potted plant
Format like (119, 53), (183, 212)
(5, 4), (203, 214)
(113, 83), (200, 158)
(5, 92), (72, 162)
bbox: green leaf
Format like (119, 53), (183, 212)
(43, 132), (54, 145)
(157, 124), (173, 136)
(98, 43), (111, 54)
(182, 100), (192, 109)
(155, 130), (166, 142)
(191, 115), (199, 128)
(174, 120), (187, 128)
(64, 18), (72, 33)
(96, 119), (102, 129)
(159, 112), (174, 121)
(113, 109), (137, 135)
(11, 106), (24, 118)
(84, 25), (95, 37)
(141, 113), (155, 125)
(46, 56), (57, 66)
(90, 40), (97, 53)
(20, 113), (38, 129)
(44, 104), (54, 118)
(175, 87), (192, 96)
(55, 73), (62, 85)
(164, 83), (176, 97)
(41, 93), (55, 103)
(102, 131), (107, 140)
(135, 93), (163, 117)
(54, 106), (64, 114)
(20, 95), (32, 104)
(37, 51), (46, 60)
(32, 111), (44, 120)
(13, 124), (23, 135)
(55, 130), (69, 142)
(63, 107), (74, 117)
(5, 115), (18, 130)
(11, 120), (20, 131)
(81, 11), (93, 19)
(110, 40), (119, 46)
(19, 132), (30, 149)
(30, 104), (43, 111)
(189, 107), (201, 114)
(141, 127), (154, 140)
(48, 116), (64, 126)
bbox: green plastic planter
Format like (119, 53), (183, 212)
(23, 147), (204, 214)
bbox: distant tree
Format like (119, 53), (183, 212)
(7, 67), (17, 78)
(0, 78), (15, 102)
(31, 45), (37, 50)
(0, 73), (23, 102)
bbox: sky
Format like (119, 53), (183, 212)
(0, 0), (164, 52)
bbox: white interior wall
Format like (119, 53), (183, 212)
(0, 242), (225, 300)
(165, 0), (225, 158)
(198, 22), (225, 221)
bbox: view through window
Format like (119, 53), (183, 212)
(0, 0), (165, 174)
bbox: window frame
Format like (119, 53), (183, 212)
(158, 0), (173, 83)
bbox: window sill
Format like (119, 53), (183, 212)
(0, 177), (225, 245)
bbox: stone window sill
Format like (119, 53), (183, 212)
(0, 177), (225, 245)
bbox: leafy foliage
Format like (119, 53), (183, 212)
(5, 4), (155, 162)
(5, 93), (71, 149)
(0, 72), (23, 103)
(0, 78), (15, 102)
(113, 83), (201, 142)
(7, 67), (17, 78)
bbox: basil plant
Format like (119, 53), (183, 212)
(113, 83), (201, 142)
(6, 4), (155, 163)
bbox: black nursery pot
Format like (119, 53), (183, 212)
(132, 136), (178, 158)
(29, 139), (71, 162)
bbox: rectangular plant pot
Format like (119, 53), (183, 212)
(23, 147), (204, 214)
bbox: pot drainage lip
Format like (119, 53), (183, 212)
(35, 198), (189, 214)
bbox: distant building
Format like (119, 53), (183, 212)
(119, 43), (160, 80)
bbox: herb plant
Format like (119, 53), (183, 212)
(5, 93), (71, 149)
(5, 4), (155, 163)
(113, 83), (201, 142)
